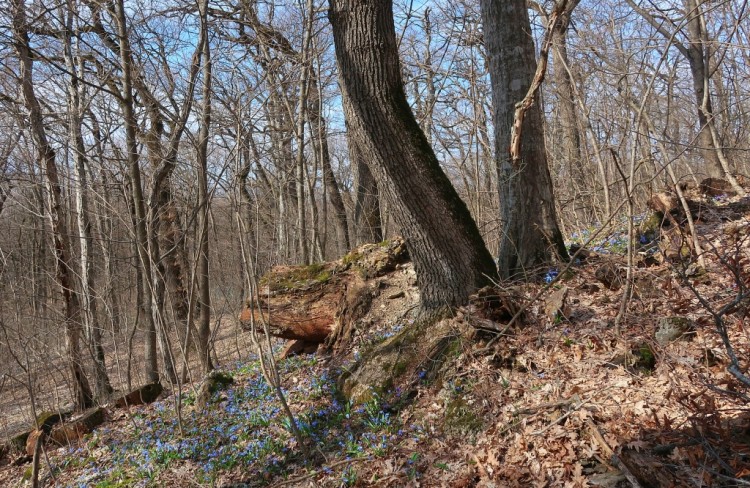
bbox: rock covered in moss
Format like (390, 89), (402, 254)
(196, 370), (234, 410)
(655, 316), (695, 345)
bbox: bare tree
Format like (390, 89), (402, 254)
(12, 0), (94, 409)
(625, 0), (745, 194)
(329, 0), (498, 311)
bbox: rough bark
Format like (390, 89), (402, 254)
(550, 1), (584, 197)
(480, 0), (569, 279)
(329, 0), (497, 311)
(12, 0), (94, 410)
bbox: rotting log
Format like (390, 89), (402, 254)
(239, 238), (409, 350)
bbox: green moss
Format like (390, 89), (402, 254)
(9, 430), (31, 451)
(206, 371), (234, 394)
(392, 361), (408, 377)
(640, 212), (663, 235)
(35, 410), (66, 431)
(632, 343), (656, 373)
(342, 251), (363, 266)
(261, 263), (331, 291)
(444, 397), (483, 434)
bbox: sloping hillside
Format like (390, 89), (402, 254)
(1, 189), (749, 487)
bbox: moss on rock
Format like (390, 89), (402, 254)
(338, 315), (468, 405)
(444, 397), (483, 435)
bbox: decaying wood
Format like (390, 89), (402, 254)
(114, 383), (163, 408)
(647, 191), (704, 226)
(240, 238), (409, 348)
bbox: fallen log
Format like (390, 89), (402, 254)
(239, 238), (409, 348)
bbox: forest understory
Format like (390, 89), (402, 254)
(1, 184), (749, 487)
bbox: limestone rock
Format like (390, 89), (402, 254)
(655, 316), (695, 345)
(339, 317), (468, 404)
(196, 370), (234, 410)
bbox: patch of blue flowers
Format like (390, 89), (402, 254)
(567, 212), (656, 255)
(71, 355), (417, 486)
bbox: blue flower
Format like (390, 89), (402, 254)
(544, 269), (559, 283)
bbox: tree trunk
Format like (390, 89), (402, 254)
(311, 88), (350, 255)
(195, 0), (214, 373)
(684, 0), (724, 179)
(329, 0), (498, 311)
(113, 0), (159, 383)
(551, 1), (586, 214)
(624, 0), (744, 193)
(13, 0), (94, 409)
(63, 3), (113, 399)
(480, 0), (569, 279)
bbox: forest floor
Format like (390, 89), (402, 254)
(1, 188), (750, 487)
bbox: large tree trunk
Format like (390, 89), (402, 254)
(329, 0), (498, 311)
(13, 0), (94, 409)
(480, 0), (569, 279)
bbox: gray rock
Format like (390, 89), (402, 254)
(655, 316), (694, 345)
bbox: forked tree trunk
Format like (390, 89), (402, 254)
(329, 0), (498, 311)
(13, 0), (94, 409)
(63, 1), (113, 399)
(480, 0), (569, 279)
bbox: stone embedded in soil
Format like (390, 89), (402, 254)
(655, 316), (695, 345)
(196, 370), (235, 410)
(595, 262), (624, 290)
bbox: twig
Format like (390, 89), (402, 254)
(586, 418), (643, 488)
(516, 397), (579, 415)
(269, 456), (372, 487)
(531, 397), (586, 435)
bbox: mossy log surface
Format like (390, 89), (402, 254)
(239, 238), (408, 345)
